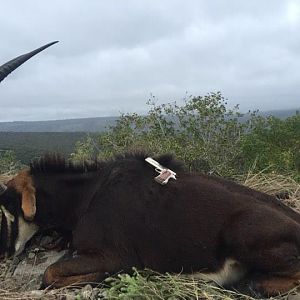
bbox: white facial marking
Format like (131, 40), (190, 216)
(0, 209), (2, 235)
(15, 216), (39, 255)
(0, 206), (15, 223)
(187, 258), (246, 286)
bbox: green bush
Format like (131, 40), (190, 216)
(102, 268), (242, 300)
(72, 93), (299, 179)
(240, 114), (300, 178)
(0, 150), (22, 174)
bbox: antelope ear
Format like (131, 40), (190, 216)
(21, 189), (36, 221)
(7, 171), (36, 221)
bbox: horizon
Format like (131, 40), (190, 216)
(0, 107), (298, 124)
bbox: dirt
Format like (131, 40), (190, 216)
(0, 233), (104, 300)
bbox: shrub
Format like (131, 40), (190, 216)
(240, 114), (300, 179)
(0, 150), (22, 175)
(72, 93), (299, 179)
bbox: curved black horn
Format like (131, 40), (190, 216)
(0, 183), (7, 195)
(0, 41), (59, 83)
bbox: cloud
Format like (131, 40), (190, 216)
(0, 0), (299, 121)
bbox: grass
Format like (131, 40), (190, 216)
(0, 172), (299, 299)
(240, 169), (300, 210)
(102, 268), (257, 300)
(0, 174), (13, 183)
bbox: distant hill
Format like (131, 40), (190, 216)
(0, 109), (298, 132)
(0, 116), (118, 132)
(0, 108), (299, 164)
(260, 108), (299, 119)
(0, 132), (89, 164)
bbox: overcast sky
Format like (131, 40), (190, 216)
(0, 0), (299, 121)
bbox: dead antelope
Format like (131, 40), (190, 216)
(0, 153), (300, 297)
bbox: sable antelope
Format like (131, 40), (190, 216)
(0, 41), (58, 83)
(0, 153), (300, 297)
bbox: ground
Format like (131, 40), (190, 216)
(0, 232), (104, 299)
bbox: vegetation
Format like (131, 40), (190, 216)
(0, 150), (22, 175)
(72, 92), (300, 180)
(102, 268), (250, 300)
(241, 114), (300, 177)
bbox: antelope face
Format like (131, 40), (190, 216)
(0, 183), (38, 257)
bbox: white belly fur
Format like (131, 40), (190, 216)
(187, 258), (246, 286)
